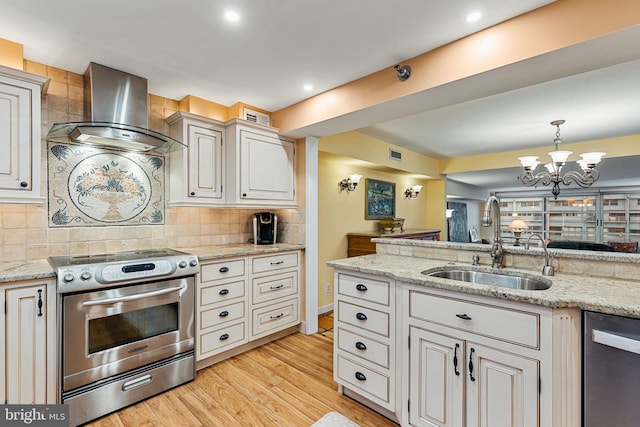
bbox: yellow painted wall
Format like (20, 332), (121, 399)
(317, 151), (442, 309)
(0, 38), (23, 69)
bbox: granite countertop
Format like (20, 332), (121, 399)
(327, 253), (640, 319)
(0, 243), (305, 285)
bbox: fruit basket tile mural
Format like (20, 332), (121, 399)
(47, 143), (165, 227)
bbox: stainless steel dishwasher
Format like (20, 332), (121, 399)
(583, 311), (640, 427)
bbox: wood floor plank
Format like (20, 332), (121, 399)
(84, 331), (399, 426)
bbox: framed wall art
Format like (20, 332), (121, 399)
(365, 179), (396, 219)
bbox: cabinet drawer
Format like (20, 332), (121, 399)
(337, 327), (390, 368)
(337, 301), (389, 338)
(336, 355), (390, 404)
(337, 273), (390, 306)
(200, 259), (246, 282)
(199, 280), (245, 307)
(409, 291), (540, 348)
(198, 321), (247, 357)
(252, 252), (299, 274)
(199, 301), (245, 330)
(252, 270), (298, 305)
(251, 297), (299, 338)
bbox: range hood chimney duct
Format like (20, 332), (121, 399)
(46, 62), (185, 154)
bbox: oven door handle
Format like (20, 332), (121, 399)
(81, 285), (186, 307)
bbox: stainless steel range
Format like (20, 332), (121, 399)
(48, 248), (199, 426)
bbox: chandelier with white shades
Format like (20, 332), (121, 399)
(518, 120), (605, 199)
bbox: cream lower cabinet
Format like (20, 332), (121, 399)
(1, 279), (57, 404)
(196, 250), (301, 367)
(333, 270), (398, 419)
(402, 285), (580, 427)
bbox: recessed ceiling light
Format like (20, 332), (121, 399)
(225, 10), (240, 22)
(466, 11), (482, 23)
(303, 84), (313, 92)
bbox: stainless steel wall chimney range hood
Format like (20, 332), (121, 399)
(46, 62), (185, 154)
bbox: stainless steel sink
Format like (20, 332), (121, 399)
(422, 267), (552, 290)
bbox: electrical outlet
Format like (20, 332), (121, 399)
(325, 283), (331, 294)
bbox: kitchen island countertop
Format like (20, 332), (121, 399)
(327, 253), (640, 319)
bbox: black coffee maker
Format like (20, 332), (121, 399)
(253, 212), (278, 245)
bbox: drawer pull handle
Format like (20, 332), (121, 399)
(270, 313), (284, 320)
(219, 289), (230, 295)
(219, 310), (229, 317)
(269, 284), (284, 290)
(354, 372), (367, 381)
(355, 341), (367, 350)
(356, 312), (367, 321)
(219, 333), (230, 341)
(469, 348), (476, 382)
(219, 267), (229, 273)
(453, 343), (460, 376)
(355, 284), (368, 292)
(456, 313), (472, 320)
(270, 260), (284, 265)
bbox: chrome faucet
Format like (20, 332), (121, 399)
(525, 233), (555, 276)
(481, 195), (504, 268)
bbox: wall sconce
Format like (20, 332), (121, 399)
(404, 184), (423, 199)
(509, 217), (529, 246)
(446, 209), (455, 218)
(339, 174), (362, 192)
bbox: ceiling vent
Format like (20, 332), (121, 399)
(390, 149), (403, 161)
(243, 108), (270, 126)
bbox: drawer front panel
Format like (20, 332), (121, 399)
(252, 270), (298, 305)
(198, 321), (247, 358)
(251, 298), (299, 338)
(409, 291), (540, 348)
(200, 301), (245, 330)
(337, 273), (390, 306)
(337, 327), (390, 368)
(201, 259), (246, 282)
(337, 301), (389, 337)
(336, 355), (390, 404)
(252, 252), (299, 274)
(199, 280), (245, 307)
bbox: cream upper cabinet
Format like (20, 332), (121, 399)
(167, 111), (225, 206)
(225, 119), (296, 207)
(0, 65), (49, 204)
(3, 279), (57, 404)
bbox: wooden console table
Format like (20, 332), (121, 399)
(347, 229), (441, 257)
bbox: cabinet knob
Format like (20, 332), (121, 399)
(219, 267), (229, 273)
(219, 310), (229, 317)
(242, 193), (247, 197)
(355, 341), (367, 350)
(190, 191), (195, 196)
(219, 333), (230, 341)
(219, 289), (229, 295)
(456, 313), (472, 320)
(356, 312), (367, 321)
(355, 284), (368, 292)
(354, 372), (367, 381)
(20, 181), (28, 188)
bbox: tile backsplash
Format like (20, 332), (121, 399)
(0, 61), (305, 261)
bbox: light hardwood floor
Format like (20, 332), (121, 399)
(86, 329), (399, 426)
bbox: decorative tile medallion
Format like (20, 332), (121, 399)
(47, 143), (165, 227)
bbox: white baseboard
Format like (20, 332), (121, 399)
(318, 303), (334, 315)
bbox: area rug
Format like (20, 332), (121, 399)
(311, 411), (361, 427)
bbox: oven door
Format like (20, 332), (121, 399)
(62, 277), (194, 391)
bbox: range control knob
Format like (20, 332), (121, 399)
(189, 259), (198, 267)
(80, 271), (92, 281)
(179, 260), (188, 268)
(63, 273), (75, 283)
